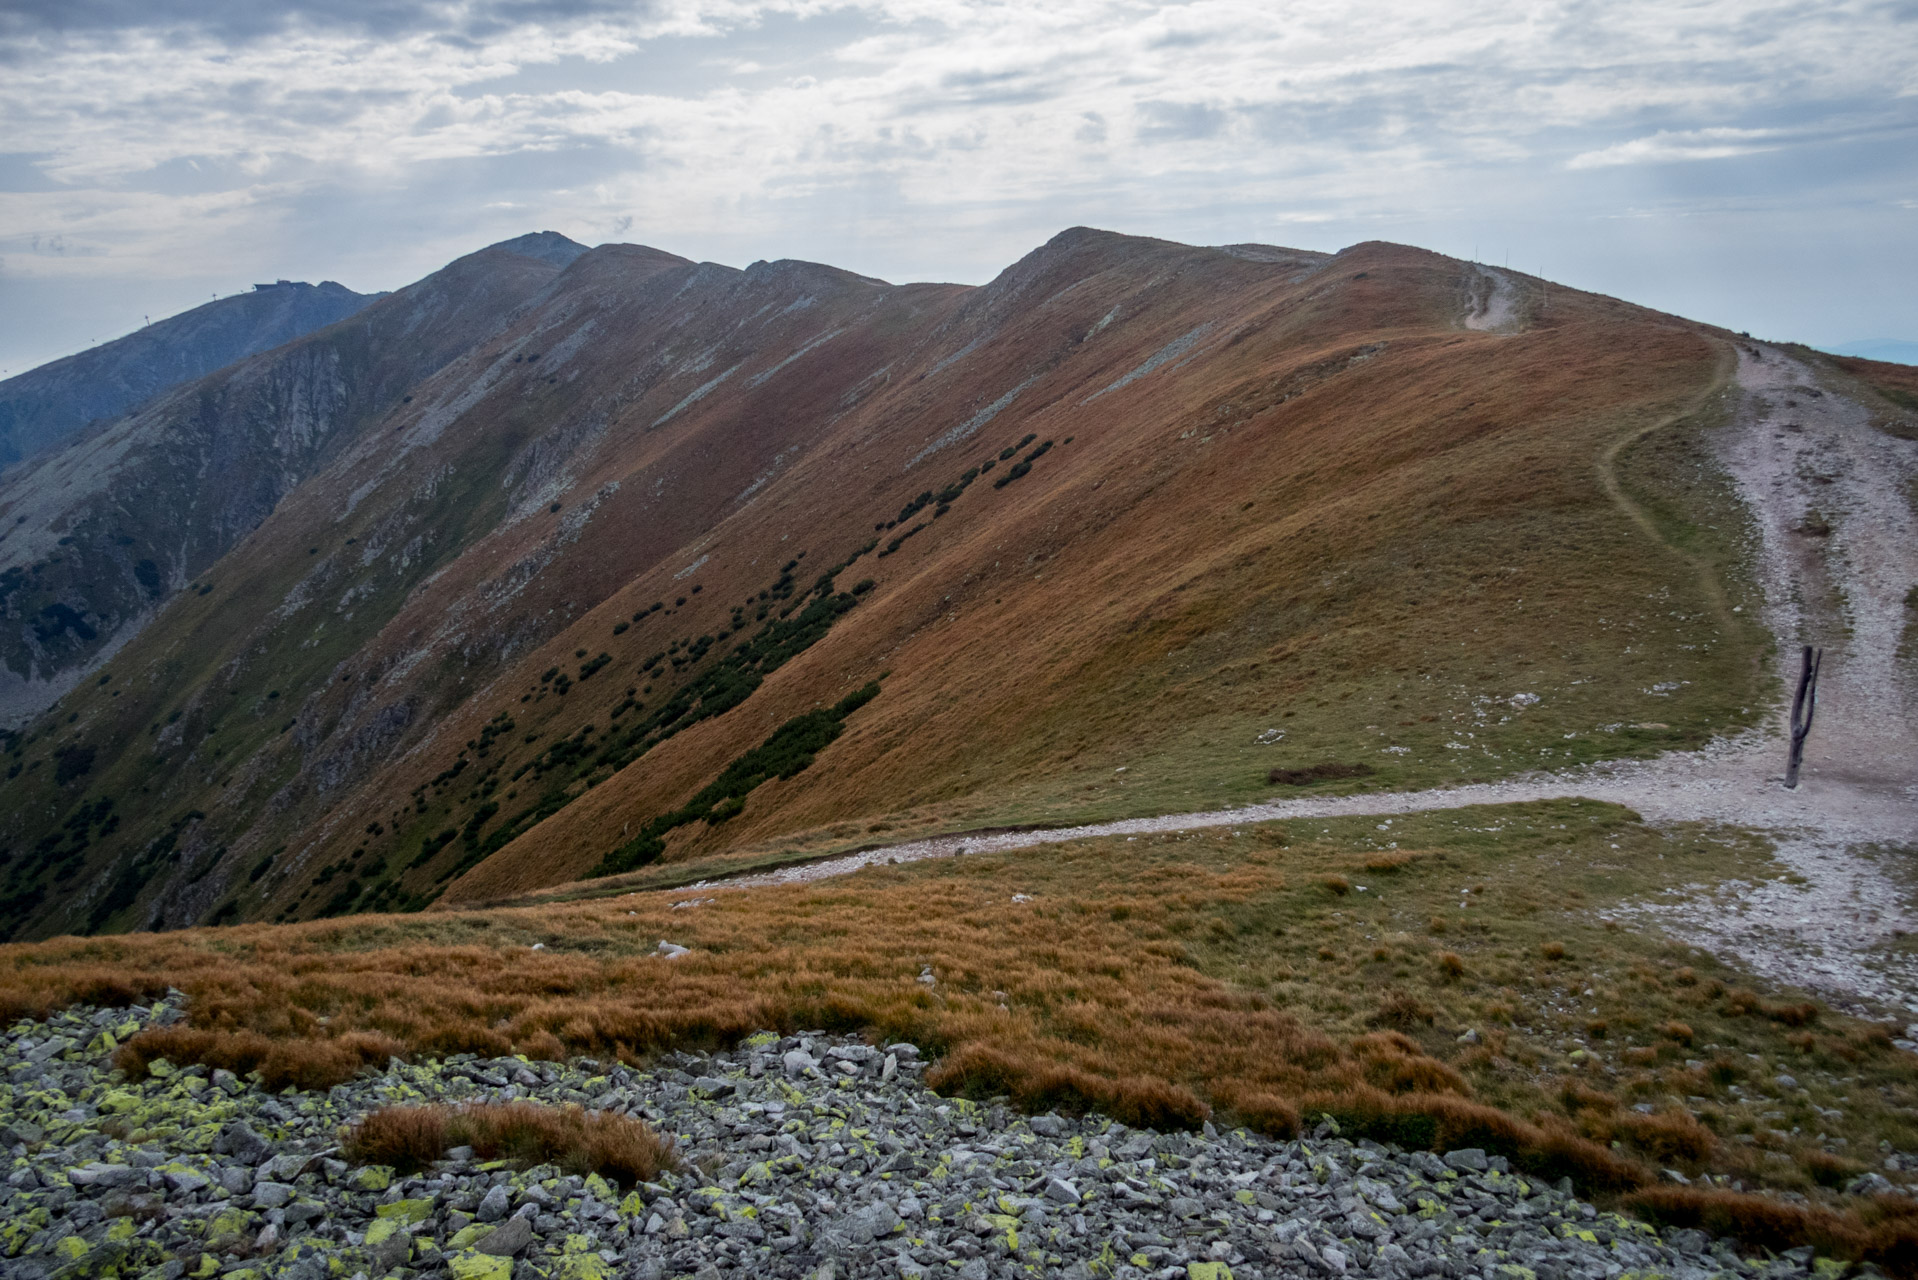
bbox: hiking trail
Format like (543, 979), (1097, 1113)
(692, 345), (1918, 1012)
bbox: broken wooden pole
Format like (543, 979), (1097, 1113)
(1784, 644), (1822, 789)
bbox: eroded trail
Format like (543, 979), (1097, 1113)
(710, 345), (1918, 1011)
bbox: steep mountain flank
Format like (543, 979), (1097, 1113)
(0, 235), (585, 728)
(0, 229), (1784, 939)
(0, 280), (379, 470)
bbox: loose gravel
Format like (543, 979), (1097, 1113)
(4, 998), (1830, 1280)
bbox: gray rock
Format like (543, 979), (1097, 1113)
(25, 1038), (72, 1065)
(214, 1121), (269, 1165)
(476, 1213), (535, 1256)
(369, 1223), (412, 1273)
(1848, 1172), (1896, 1197)
(476, 1183), (512, 1222)
(266, 1152), (317, 1181)
(161, 1167), (209, 1195)
(0, 1005), (1759, 1280)
(251, 1180), (296, 1208)
(67, 1163), (138, 1188)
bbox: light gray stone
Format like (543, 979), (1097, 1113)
(476, 1183), (512, 1222)
(251, 1180), (296, 1209)
(476, 1214), (535, 1257)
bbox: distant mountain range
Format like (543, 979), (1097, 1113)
(0, 278), (382, 470)
(1, 225), (1908, 942)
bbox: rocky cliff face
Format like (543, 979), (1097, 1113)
(0, 281), (382, 471)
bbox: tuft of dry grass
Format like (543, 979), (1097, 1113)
(1307, 1088), (1647, 1192)
(1627, 1186), (1918, 1274)
(925, 1044), (1210, 1132)
(1316, 873), (1352, 896)
(1609, 1109), (1717, 1164)
(1725, 989), (1819, 1026)
(0, 965), (171, 1025)
(115, 1026), (402, 1092)
(1436, 951), (1464, 981)
(342, 1102), (678, 1185)
(1366, 992), (1435, 1030)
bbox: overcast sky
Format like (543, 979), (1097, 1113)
(1, 0), (1913, 375)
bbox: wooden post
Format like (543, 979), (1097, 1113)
(1785, 645), (1822, 789)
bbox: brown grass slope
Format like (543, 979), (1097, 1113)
(444, 236), (1756, 903)
(0, 239), (975, 936)
(0, 228), (1768, 940)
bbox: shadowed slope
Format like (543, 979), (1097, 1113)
(0, 280), (381, 470)
(0, 236), (584, 729)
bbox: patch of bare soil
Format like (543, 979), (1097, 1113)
(1462, 265), (1521, 332)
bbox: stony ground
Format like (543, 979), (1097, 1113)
(3, 998), (1840, 1280)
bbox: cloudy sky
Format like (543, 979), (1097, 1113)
(1, 0), (1913, 375)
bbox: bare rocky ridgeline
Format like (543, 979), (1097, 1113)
(1, 997), (1842, 1280)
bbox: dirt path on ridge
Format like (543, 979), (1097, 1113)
(1462, 266), (1521, 332)
(689, 345), (1918, 1013)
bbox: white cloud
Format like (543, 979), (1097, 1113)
(0, 0), (1913, 367)
(1567, 127), (1786, 169)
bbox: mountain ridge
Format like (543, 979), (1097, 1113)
(0, 235), (590, 729)
(0, 226), (1821, 942)
(0, 279), (380, 471)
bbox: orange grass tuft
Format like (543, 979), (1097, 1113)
(1627, 1187), (1918, 1274)
(342, 1102), (677, 1184)
(116, 1026), (403, 1092)
(1304, 1088), (1647, 1192)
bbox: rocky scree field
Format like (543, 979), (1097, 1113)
(0, 994), (1879, 1280)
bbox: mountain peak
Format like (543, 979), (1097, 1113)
(487, 231), (590, 269)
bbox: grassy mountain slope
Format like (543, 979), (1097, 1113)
(0, 230), (1772, 941)
(447, 238), (1765, 903)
